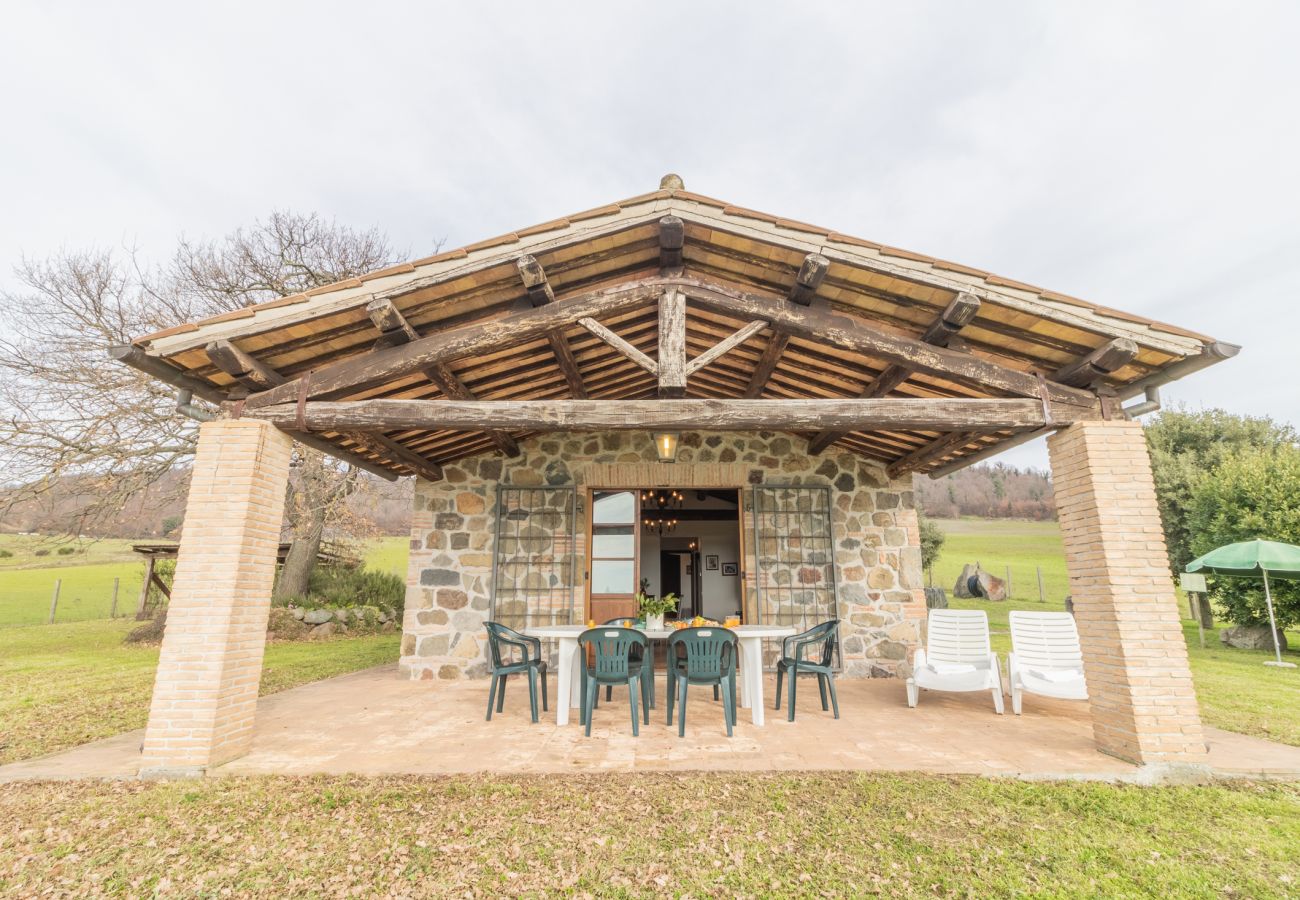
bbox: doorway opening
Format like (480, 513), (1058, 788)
(586, 487), (742, 624)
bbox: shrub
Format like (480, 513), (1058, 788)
(1187, 445), (1300, 630)
(161, 515), (182, 536)
(1146, 408), (1297, 573)
(918, 512), (945, 572)
(274, 565), (404, 618)
(0, 549), (12, 559)
(56, 546), (79, 556)
(33, 549), (50, 557)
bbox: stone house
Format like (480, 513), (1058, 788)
(115, 175), (1237, 776)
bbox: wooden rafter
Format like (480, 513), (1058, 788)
(516, 254), (587, 398)
(659, 216), (684, 270)
(243, 396), (1102, 434)
(203, 333), (442, 480)
(680, 278), (1099, 409)
(807, 291), (981, 454)
(685, 319), (769, 376)
(886, 429), (986, 479)
(242, 279), (664, 410)
(364, 299), (520, 457)
(1053, 337), (1139, 388)
(578, 317), (658, 375)
(742, 253), (829, 398)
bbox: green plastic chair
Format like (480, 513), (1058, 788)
(600, 617), (655, 711)
(666, 627), (737, 737)
(484, 621), (548, 723)
(774, 620), (840, 722)
(578, 627), (649, 736)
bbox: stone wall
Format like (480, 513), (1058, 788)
(399, 431), (926, 682)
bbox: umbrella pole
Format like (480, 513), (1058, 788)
(1261, 570), (1293, 667)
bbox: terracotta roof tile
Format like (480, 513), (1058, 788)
(931, 259), (991, 278)
(568, 205), (624, 222)
(362, 262), (417, 281)
(984, 274), (1045, 294)
(774, 218), (830, 237)
(306, 277), (362, 297)
(200, 307), (257, 324)
(878, 245), (936, 264)
(410, 245), (473, 266)
(137, 322), (199, 343)
(722, 205), (779, 224)
(463, 232), (521, 253)
(669, 190), (728, 209)
(825, 232), (883, 251)
(517, 218), (571, 238)
(257, 294), (314, 311)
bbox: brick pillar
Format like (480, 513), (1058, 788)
(1047, 420), (1207, 767)
(139, 419), (293, 777)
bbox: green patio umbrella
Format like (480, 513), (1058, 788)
(1186, 539), (1300, 668)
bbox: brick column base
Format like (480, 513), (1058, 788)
(1048, 420), (1208, 767)
(139, 419), (292, 777)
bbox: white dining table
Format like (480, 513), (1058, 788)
(523, 623), (796, 727)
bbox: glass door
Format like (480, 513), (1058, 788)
(588, 490), (639, 624)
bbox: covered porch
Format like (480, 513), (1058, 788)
(6, 665), (1299, 782)
(112, 177), (1238, 779)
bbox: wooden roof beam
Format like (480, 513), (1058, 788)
(659, 216), (684, 271)
(658, 288), (686, 398)
(205, 339), (287, 390)
(366, 297), (420, 348)
(244, 396), (1101, 434)
(516, 254), (587, 397)
(578, 317), (658, 376)
(364, 299), (519, 457)
(1052, 337), (1139, 388)
(682, 279), (1097, 408)
(342, 431), (444, 481)
(886, 429), (984, 479)
(807, 291), (981, 454)
(741, 253), (830, 398)
(685, 319), (769, 376)
(243, 278), (664, 410)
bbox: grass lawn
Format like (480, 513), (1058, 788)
(0, 534), (410, 626)
(933, 518), (1300, 748)
(2, 774), (1298, 897)
(0, 620), (400, 765)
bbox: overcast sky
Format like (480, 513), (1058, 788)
(2, 1), (1296, 469)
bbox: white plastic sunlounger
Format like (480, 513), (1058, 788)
(906, 608), (1004, 714)
(1007, 610), (1088, 714)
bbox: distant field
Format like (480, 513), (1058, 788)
(931, 517), (1300, 746)
(0, 534), (411, 627)
(929, 517), (1070, 603)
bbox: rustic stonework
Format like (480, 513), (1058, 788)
(400, 431), (926, 681)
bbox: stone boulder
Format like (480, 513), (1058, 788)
(308, 621), (337, 640)
(302, 608), (333, 626)
(953, 564), (1006, 601)
(1220, 624), (1288, 652)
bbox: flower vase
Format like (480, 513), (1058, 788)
(646, 613), (665, 632)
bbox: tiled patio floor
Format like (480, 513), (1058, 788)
(4, 664), (1299, 782)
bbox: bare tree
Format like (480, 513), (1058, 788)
(0, 212), (405, 592)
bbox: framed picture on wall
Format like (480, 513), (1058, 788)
(705, 554), (719, 571)
(721, 562), (738, 576)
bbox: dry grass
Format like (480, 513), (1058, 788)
(1, 774), (1298, 897)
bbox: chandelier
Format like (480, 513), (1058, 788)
(641, 488), (683, 535)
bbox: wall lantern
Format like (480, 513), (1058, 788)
(653, 432), (680, 463)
